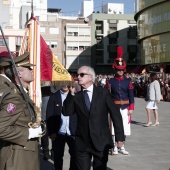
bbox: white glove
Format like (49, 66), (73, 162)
(28, 126), (42, 139)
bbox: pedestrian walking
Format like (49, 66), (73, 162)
(145, 73), (162, 127)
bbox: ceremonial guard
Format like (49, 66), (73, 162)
(109, 46), (134, 155)
(0, 52), (42, 170)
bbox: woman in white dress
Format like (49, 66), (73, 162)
(145, 73), (162, 127)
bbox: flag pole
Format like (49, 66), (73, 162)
(31, 0), (34, 18)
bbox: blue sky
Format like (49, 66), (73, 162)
(48, 0), (135, 15)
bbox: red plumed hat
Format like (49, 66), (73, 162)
(112, 46), (126, 71)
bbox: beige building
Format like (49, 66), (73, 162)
(39, 10), (92, 72)
(64, 21), (91, 72)
(0, 29), (25, 54)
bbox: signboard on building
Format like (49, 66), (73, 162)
(138, 1), (170, 39)
(141, 33), (170, 64)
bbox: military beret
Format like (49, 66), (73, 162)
(0, 51), (35, 67)
(15, 52), (35, 67)
(0, 51), (11, 67)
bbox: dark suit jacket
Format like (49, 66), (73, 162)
(63, 85), (125, 152)
(46, 90), (77, 136)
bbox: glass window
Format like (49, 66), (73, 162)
(49, 27), (59, 34)
(40, 27), (46, 33)
(79, 27), (91, 36)
(67, 27), (78, 36)
(66, 56), (78, 65)
(0, 38), (8, 46)
(79, 56), (90, 65)
(51, 42), (57, 48)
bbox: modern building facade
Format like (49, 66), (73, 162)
(134, 0), (170, 72)
(39, 14), (92, 71)
(90, 13), (138, 73)
(39, 9), (63, 65)
(64, 21), (91, 72)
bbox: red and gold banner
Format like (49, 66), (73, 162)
(40, 36), (72, 83)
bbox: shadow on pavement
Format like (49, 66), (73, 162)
(131, 120), (145, 126)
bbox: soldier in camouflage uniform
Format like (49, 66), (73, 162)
(0, 52), (42, 170)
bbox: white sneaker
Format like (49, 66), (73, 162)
(113, 146), (118, 155)
(118, 146), (129, 155)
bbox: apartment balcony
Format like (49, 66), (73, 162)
(66, 36), (91, 41)
(108, 44), (117, 53)
(96, 57), (104, 64)
(108, 58), (114, 63)
(95, 30), (103, 36)
(127, 45), (138, 53)
(96, 44), (104, 50)
(66, 48), (91, 56)
(108, 31), (119, 38)
(127, 31), (137, 39)
(108, 30), (117, 35)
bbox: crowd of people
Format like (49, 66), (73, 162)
(94, 71), (170, 102)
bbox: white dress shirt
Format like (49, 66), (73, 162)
(58, 90), (71, 135)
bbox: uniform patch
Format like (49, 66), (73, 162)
(7, 103), (16, 114)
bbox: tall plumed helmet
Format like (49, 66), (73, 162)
(112, 46), (126, 71)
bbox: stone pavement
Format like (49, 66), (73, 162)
(40, 98), (170, 170)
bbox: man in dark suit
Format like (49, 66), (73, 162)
(46, 86), (77, 170)
(63, 66), (125, 170)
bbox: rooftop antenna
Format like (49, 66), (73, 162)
(102, 0), (103, 13)
(31, 0), (34, 18)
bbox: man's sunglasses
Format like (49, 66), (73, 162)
(77, 73), (90, 77)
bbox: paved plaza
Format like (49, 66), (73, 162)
(40, 98), (170, 170)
